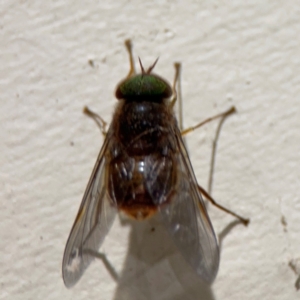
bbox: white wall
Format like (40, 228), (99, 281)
(1, 1), (299, 299)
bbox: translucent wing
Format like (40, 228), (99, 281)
(158, 127), (219, 284)
(62, 138), (117, 288)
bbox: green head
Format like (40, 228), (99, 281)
(115, 74), (172, 101)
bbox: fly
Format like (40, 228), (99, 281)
(62, 40), (249, 288)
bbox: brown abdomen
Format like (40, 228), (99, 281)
(107, 101), (177, 219)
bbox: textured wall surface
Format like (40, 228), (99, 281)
(1, 1), (299, 299)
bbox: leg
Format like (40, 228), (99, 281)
(187, 107), (249, 225)
(190, 109), (249, 226)
(173, 62), (183, 130)
(198, 184), (250, 226)
(83, 249), (119, 281)
(181, 106), (236, 136)
(124, 39), (136, 78)
(83, 106), (107, 137)
(170, 63), (180, 120)
(172, 62), (249, 225)
(170, 62), (235, 133)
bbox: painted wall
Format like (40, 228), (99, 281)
(1, 1), (299, 299)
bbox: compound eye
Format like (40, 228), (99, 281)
(115, 74), (172, 100)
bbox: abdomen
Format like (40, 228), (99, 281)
(107, 101), (177, 219)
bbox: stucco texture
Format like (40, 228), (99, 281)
(1, 1), (299, 299)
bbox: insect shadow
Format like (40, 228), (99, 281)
(112, 216), (214, 300)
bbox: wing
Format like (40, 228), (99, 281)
(62, 137), (117, 288)
(158, 127), (219, 284)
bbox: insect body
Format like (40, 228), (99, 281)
(62, 40), (240, 288)
(109, 71), (175, 220)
